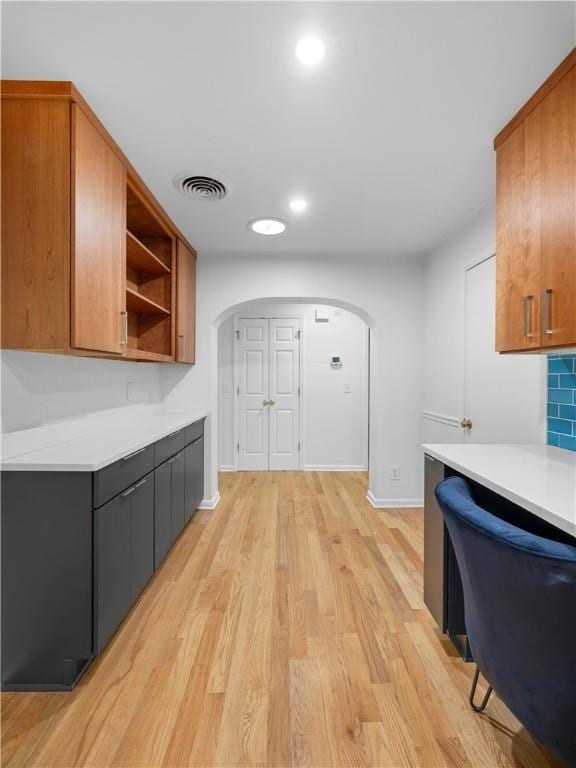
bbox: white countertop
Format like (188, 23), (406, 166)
(1, 406), (207, 472)
(423, 443), (576, 539)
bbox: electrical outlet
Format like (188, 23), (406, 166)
(391, 466), (400, 481)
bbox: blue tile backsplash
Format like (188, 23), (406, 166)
(547, 355), (576, 451)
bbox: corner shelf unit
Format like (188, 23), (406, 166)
(125, 184), (175, 360)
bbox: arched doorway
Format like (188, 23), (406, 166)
(206, 296), (378, 508)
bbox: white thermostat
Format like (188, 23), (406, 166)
(330, 355), (342, 368)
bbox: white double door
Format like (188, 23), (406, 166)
(236, 317), (301, 471)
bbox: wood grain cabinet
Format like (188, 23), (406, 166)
(495, 49), (576, 353)
(1, 81), (197, 364)
(176, 240), (197, 363)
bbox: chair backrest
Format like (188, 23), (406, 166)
(435, 476), (576, 766)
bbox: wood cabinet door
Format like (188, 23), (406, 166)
(495, 113), (542, 352)
(71, 105), (126, 354)
(176, 240), (196, 363)
(540, 67), (576, 349)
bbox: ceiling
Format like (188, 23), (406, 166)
(3, 1), (575, 255)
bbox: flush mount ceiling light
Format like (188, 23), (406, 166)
(249, 218), (287, 235)
(295, 37), (325, 66)
(289, 198), (308, 213)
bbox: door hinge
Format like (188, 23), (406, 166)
(237, 386), (240, 396)
(298, 386), (301, 396)
(298, 442), (301, 451)
(296, 330), (301, 339)
(235, 329), (240, 340)
(237, 442), (240, 452)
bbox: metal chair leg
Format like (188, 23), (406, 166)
(469, 666), (493, 713)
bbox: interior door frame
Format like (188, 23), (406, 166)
(463, 250), (547, 444)
(233, 313), (304, 471)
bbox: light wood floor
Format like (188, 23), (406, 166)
(1, 472), (564, 768)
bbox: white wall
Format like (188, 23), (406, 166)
(422, 200), (545, 444)
(160, 253), (426, 507)
(1, 351), (162, 432)
(218, 303), (369, 471)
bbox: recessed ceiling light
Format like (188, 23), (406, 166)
(249, 218), (287, 236)
(295, 37), (325, 66)
(289, 198), (308, 213)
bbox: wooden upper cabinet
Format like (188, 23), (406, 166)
(495, 113), (542, 351)
(1, 81), (197, 364)
(71, 106), (126, 354)
(176, 240), (197, 364)
(495, 49), (576, 353)
(1, 98), (71, 351)
(540, 66), (576, 349)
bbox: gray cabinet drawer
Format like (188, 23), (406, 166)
(94, 444), (154, 508)
(184, 419), (204, 446)
(154, 429), (186, 466)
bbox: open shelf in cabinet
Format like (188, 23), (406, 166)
(125, 183), (174, 359)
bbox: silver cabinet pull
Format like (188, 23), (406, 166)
(122, 447), (146, 461)
(121, 311), (128, 346)
(523, 295), (534, 338)
(122, 485), (136, 497)
(178, 334), (184, 358)
(134, 478), (148, 488)
(542, 289), (553, 335)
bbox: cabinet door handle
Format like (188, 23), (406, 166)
(178, 334), (184, 358)
(542, 289), (553, 335)
(122, 485), (136, 497)
(134, 478), (148, 488)
(523, 295), (534, 338)
(121, 311), (128, 346)
(122, 447), (146, 461)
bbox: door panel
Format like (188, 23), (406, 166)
(170, 451), (185, 542)
(130, 473), (154, 602)
(176, 240), (196, 363)
(71, 105), (126, 354)
(495, 113), (542, 351)
(540, 68), (576, 348)
(465, 257), (544, 443)
(154, 462), (172, 568)
(238, 319), (269, 470)
(269, 318), (300, 470)
(185, 436), (204, 523)
(94, 492), (131, 653)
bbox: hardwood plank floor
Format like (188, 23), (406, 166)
(1, 472), (564, 768)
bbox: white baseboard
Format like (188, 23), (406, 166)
(219, 465), (235, 472)
(367, 490), (424, 509)
(303, 464), (367, 472)
(198, 492), (221, 510)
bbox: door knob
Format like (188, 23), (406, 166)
(269, 400), (275, 406)
(262, 400), (275, 407)
(460, 418), (473, 429)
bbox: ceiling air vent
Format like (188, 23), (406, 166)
(173, 173), (227, 201)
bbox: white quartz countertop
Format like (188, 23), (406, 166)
(423, 443), (576, 539)
(1, 407), (207, 472)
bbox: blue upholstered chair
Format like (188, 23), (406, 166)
(435, 476), (576, 766)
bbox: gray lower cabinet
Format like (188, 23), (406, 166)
(2, 417), (205, 691)
(94, 491), (132, 653)
(185, 436), (204, 523)
(154, 461), (172, 568)
(170, 451), (186, 542)
(130, 473), (155, 602)
(1, 472), (93, 690)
